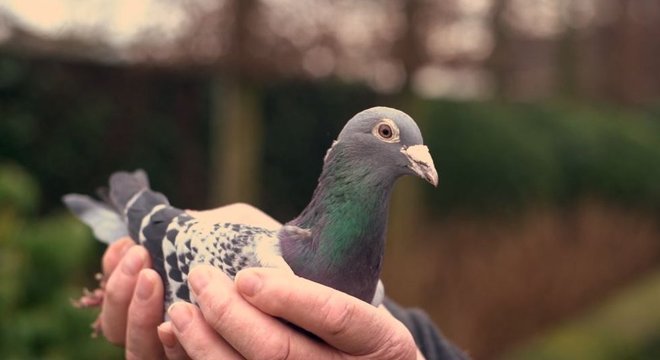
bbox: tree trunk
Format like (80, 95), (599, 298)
(208, 0), (262, 206)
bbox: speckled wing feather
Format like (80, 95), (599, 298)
(163, 215), (285, 306)
(64, 170), (293, 313)
(133, 203), (293, 309)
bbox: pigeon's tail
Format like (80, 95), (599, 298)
(108, 169), (151, 213)
(62, 169), (172, 245)
(62, 193), (129, 245)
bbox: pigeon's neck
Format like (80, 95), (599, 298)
(282, 144), (396, 303)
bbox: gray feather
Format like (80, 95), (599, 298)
(109, 169), (150, 213)
(62, 194), (128, 244)
(371, 279), (385, 307)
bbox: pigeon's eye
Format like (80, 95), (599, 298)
(373, 119), (400, 143)
(378, 124), (393, 139)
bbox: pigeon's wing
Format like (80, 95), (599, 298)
(161, 218), (291, 307)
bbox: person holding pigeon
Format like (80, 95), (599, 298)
(66, 107), (469, 359)
(99, 204), (468, 359)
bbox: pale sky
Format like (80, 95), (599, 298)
(0, 0), (186, 44)
(0, 0), (519, 99)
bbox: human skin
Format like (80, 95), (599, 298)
(98, 203), (424, 359)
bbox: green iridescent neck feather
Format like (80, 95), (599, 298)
(281, 143), (396, 303)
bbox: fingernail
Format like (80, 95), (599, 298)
(135, 271), (154, 301)
(236, 269), (262, 297)
(122, 247), (144, 276)
(168, 302), (192, 332)
(189, 266), (212, 296)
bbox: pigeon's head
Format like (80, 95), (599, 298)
(328, 106), (438, 187)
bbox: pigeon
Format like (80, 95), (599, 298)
(64, 106), (438, 315)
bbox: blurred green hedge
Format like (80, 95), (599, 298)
(0, 53), (657, 216)
(418, 101), (660, 214)
(0, 164), (121, 358)
(257, 84), (660, 216)
(0, 55), (211, 213)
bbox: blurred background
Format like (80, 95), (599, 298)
(0, 0), (659, 358)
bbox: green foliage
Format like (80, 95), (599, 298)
(257, 83), (660, 217)
(0, 162), (39, 214)
(0, 164), (121, 358)
(1, 53), (657, 217)
(0, 54), (211, 212)
(420, 101), (660, 214)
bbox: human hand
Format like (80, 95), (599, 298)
(97, 203), (423, 359)
(162, 265), (422, 360)
(98, 237), (164, 359)
(97, 203), (283, 359)
(186, 202), (281, 231)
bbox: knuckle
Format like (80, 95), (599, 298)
(201, 292), (232, 329)
(104, 279), (130, 306)
(103, 241), (133, 274)
(103, 327), (125, 346)
(128, 304), (154, 327)
(320, 294), (356, 337)
(261, 287), (290, 314)
(102, 249), (118, 275)
(106, 337), (125, 347)
(103, 286), (123, 307)
(371, 328), (417, 360)
(125, 348), (141, 360)
(100, 314), (125, 345)
(255, 334), (292, 360)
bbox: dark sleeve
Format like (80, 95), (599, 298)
(384, 298), (470, 360)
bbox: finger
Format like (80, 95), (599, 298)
(102, 237), (135, 276)
(187, 203), (281, 231)
(158, 322), (191, 360)
(101, 246), (150, 344)
(235, 268), (416, 357)
(125, 269), (165, 360)
(188, 265), (334, 359)
(167, 302), (244, 360)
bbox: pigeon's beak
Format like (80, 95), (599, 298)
(401, 145), (439, 187)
